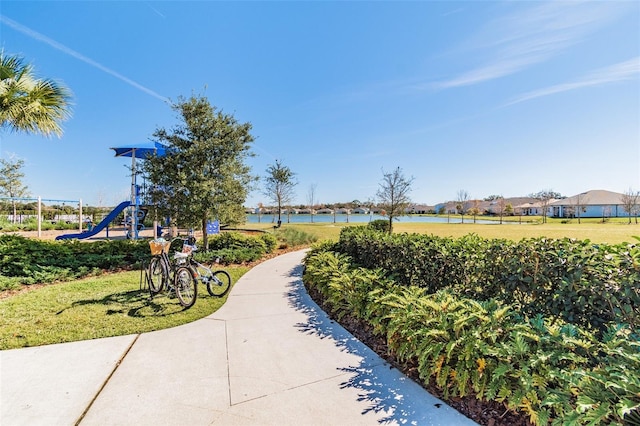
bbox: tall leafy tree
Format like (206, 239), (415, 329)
(144, 95), (255, 249)
(376, 167), (413, 234)
(263, 159), (297, 227)
(0, 156), (29, 223)
(0, 52), (72, 137)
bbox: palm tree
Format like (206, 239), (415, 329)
(0, 52), (72, 137)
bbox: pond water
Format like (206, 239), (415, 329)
(246, 214), (497, 225)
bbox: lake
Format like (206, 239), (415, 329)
(246, 214), (497, 225)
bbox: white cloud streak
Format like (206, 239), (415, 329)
(433, 1), (627, 90)
(505, 57), (640, 106)
(0, 15), (169, 103)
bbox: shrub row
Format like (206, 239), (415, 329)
(196, 232), (278, 264)
(335, 227), (640, 334)
(0, 235), (149, 290)
(0, 231), (280, 290)
(273, 227), (319, 248)
(303, 246), (640, 426)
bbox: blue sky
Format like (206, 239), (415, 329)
(1, 1), (638, 208)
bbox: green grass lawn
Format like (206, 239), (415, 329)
(0, 267), (248, 350)
(250, 219), (640, 245)
(2, 219), (637, 350)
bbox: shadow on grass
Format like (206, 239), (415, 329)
(56, 289), (190, 317)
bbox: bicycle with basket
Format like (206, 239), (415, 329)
(144, 236), (231, 309)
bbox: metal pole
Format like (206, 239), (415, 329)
(78, 199), (83, 232)
(37, 196), (42, 238)
(129, 151), (138, 240)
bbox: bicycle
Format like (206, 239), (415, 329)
(147, 238), (198, 308)
(179, 239), (232, 298)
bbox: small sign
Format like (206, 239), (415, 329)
(206, 220), (220, 235)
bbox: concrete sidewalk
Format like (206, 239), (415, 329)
(1, 250), (477, 425)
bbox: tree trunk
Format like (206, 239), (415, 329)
(201, 215), (209, 251)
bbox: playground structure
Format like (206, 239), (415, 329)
(110, 142), (166, 240)
(55, 201), (141, 240)
(0, 196), (84, 237)
(49, 142), (165, 241)
(3, 142), (223, 241)
(0, 196), (145, 240)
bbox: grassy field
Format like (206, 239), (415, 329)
(247, 218), (640, 245)
(2, 219), (637, 350)
(0, 267), (248, 350)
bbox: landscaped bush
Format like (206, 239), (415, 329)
(207, 231), (268, 252)
(367, 219), (390, 233)
(303, 244), (640, 425)
(195, 229), (313, 264)
(258, 232), (278, 252)
(272, 227), (318, 248)
(0, 235), (149, 287)
(194, 231), (279, 265)
(334, 226), (640, 334)
(0, 231), (285, 289)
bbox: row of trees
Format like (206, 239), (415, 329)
(0, 51), (402, 239)
(260, 162), (413, 234)
(3, 52), (639, 240)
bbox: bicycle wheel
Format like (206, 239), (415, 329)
(148, 256), (167, 294)
(174, 266), (197, 308)
(207, 270), (231, 297)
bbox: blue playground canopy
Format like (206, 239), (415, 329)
(110, 141), (167, 159)
(110, 142), (167, 239)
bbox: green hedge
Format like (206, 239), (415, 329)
(198, 232), (277, 264)
(334, 227), (640, 334)
(303, 246), (640, 426)
(0, 235), (149, 290)
(0, 232), (280, 290)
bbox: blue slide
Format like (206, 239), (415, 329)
(55, 201), (131, 240)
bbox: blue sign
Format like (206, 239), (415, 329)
(206, 220), (220, 235)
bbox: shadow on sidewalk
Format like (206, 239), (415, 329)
(284, 264), (445, 425)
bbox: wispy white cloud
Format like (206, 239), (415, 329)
(505, 57), (640, 106)
(146, 2), (166, 19)
(0, 15), (169, 103)
(432, 1), (627, 90)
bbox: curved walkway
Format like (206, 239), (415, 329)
(1, 250), (477, 425)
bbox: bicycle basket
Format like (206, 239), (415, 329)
(149, 240), (170, 255)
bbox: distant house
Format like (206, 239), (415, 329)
(334, 208), (351, 214)
(316, 208), (334, 214)
(513, 201), (549, 216)
(282, 208), (301, 215)
(406, 204), (434, 214)
(352, 207), (369, 214)
(548, 190), (630, 218)
(434, 202), (459, 215)
(254, 207), (275, 215)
